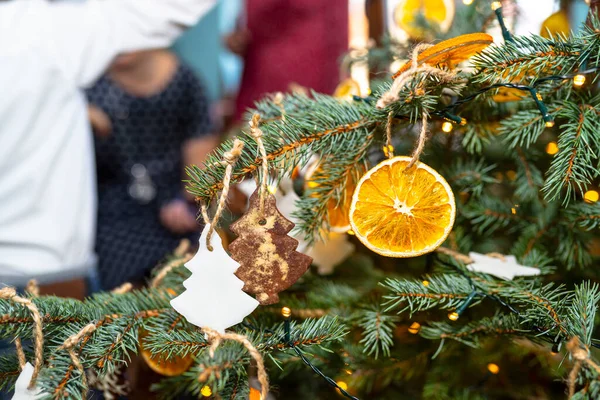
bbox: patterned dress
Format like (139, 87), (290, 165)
(86, 63), (211, 290)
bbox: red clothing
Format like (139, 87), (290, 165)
(235, 0), (348, 119)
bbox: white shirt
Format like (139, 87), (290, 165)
(0, 0), (216, 286)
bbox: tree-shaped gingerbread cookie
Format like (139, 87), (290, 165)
(229, 189), (312, 305)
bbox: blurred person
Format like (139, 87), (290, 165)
(0, 0), (216, 298)
(87, 49), (218, 290)
(226, 0), (348, 120)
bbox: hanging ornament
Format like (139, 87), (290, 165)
(393, 0), (455, 40)
(12, 363), (41, 400)
(171, 139), (259, 333)
(229, 189), (313, 305)
(467, 253), (541, 280)
(170, 225), (259, 333)
(393, 33), (493, 77)
(349, 156), (456, 257)
(139, 329), (194, 376)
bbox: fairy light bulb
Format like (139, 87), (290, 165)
(422, 280), (430, 287)
(448, 311), (459, 321)
(487, 363), (500, 374)
(573, 74), (586, 87)
(463, 0), (473, 4)
(201, 385), (213, 397)
(584, 190), (599, 203)
(408, 322), (421, 334)
(281, 306), (292, 318)
(336, 381), (349, 391)
(491, 1), (502, 10)
(442, 121), (453, 133)
(545, 120), (555, 128)
(546, 142), (559, 155)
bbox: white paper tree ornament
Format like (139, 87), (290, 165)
(467, 252), (541, 280)
(170, 225), (259, 333)
(12, 363), (41, 400)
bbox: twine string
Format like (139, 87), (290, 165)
(202, 327), (269, 400)
(377, 44), (457, 168)
(58, 323), (98, 392)
(273, 92), (286, 121)
(249, 113), (269, 217)
(567, 337), (600, 397)
(0, 287), (44, 388)
(407, 111), (429, 168)
(205, 139), (245, 251)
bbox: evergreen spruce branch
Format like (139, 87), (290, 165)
(554, 224), (593, 269)
(565, 202), (600, 230)
(420, 314), (526, 347)
(499, 105), (562, 148)
(443, 158), (497, 197)
(0, 355), (22, 392)
(462, 194), (531, 235)
(356, 306), (400, 359)
(472, 33), (583, 84)
(461, 122), (495, 154)
(294, 132), (373, 241)
(543, 102), (600, 204)
(566, 282), (600, 346)
(513, 147), (545, 201)
(381, 275), (475, 315)
(187, 96), (374, 203)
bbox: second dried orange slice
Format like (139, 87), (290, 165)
(393, 33), (493, 78)
(349, 156), (455, 257)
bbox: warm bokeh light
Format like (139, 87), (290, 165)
(487, 363), (500, 374)
(573, 74), (586, 87)
(336, 381), (349, 391)
(584, 190), (599, 203)
(546, 141), (559, 155)
(201, 385), (213, 397)
(491, 1), (502, 11)
(448, 311), (459, 321)
(463, 0), (474, 5)
(422, 280), (430, 287)
(408, 322), (421, 334)
(545, 120), (555, 128)
(281, 306), (292, 318)
(442, 121), (453, 133)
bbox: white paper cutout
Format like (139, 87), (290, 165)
(12, 363), (41, 400)
(467, 252), (541, 280)
(170, 225), (259, 333)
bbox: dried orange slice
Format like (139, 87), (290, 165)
(334, 78), (361, 100)
(394, 0), (455, 40)
(349, 156), (455, 257)
(139, 329), (194, 376)
(393, 33), (493, 78)
(305, 162), (365, 233)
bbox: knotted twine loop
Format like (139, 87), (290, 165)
(204, 139), (245, 251)
(202, 327), (269, 400)
(0, 287), (44, 388)
(566, 336), (600, 398)
(249, 113), (269, 217)
(151, 239), (193, 288)
(377, 44), (457, 168)
(58, 323), (97, 392)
